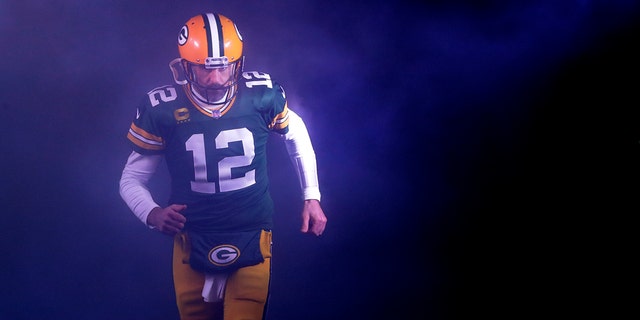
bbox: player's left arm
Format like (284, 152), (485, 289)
(280, 109), (327, 236)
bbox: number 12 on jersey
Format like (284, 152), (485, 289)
(186, 128), (256, 194)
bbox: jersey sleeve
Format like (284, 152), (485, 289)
(263, 82), (290, 135)
(125, 90), (167, 155)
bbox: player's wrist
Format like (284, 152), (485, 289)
(146, 207), (162, 228)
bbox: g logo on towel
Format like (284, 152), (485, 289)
(208, 245), (240, 266)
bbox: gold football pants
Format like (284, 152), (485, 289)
(172, 230), (272, 320)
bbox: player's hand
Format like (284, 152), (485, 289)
(300, 199), (327, 236)
(147, 204), (187, 236)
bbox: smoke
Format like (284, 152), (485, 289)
(1, 0), (638, 318)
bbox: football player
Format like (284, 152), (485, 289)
(119, 12), (327, 319)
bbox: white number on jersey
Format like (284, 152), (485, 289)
(185, 128), (256, 194)
(147, 86), (178, 107)
(243, 71), (273, 88)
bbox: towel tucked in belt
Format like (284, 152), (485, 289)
(202, 273), (229, 302)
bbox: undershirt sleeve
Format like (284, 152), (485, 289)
(119, 150), (162, 226)
(279, 109), (321, 201)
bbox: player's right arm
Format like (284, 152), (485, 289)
(119, 150), (187, 235)
(119, 150), (163, 226)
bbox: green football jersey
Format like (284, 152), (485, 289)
(126, 71), (290, 232)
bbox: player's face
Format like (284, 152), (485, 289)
(192, 65), (233, 87)
(191, 65), (233, 101)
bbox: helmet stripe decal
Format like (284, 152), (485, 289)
(212, 14), (225, 56)
(203, 13), (224, 58)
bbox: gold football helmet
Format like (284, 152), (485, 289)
(172, 13), (244, 106)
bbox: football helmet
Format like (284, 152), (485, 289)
(172, 13), (244, 106)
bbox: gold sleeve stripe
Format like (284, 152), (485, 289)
(130, 123), (163, 143)
(127, 132), (164, 151)
(127, 123), (164, 150)
(269, 103), (289, 130)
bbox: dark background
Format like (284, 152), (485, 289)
(1, 1), (638, 319)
